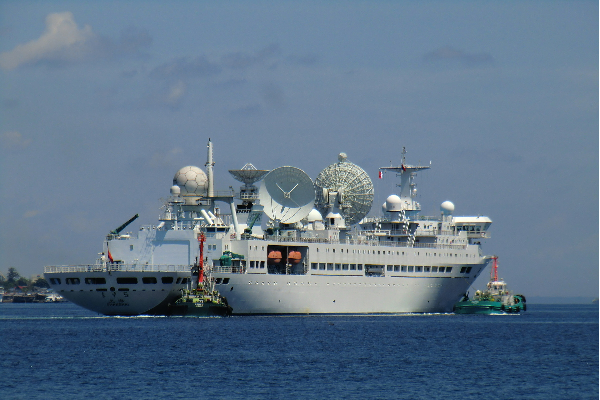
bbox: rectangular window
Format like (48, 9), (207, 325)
(415, 266), (422, 272)
(250, 261), (255, 268)
(342, 264), (349, 270)
(357, 264), (363, 270)
(117, 277), (138, 285)
(350, 264), (356, 270)
(446, 267), (452, 273)
(408, 266), (414, 272)
(327, 263), (333, 271)
(432, 266), (438, 273)
(260, 261), (265, 269)
(401, 265), (407, 272)
(335, 263), (341, 270)
(50, 278), (61, 285)
(66, 277), (80, 285)
(424, 266), (430, 273)
(438, 267), (445, 273)
(319, 263), (326, 270)
(460, 267), (467, 273)
(387, 265), (393, 271)
(466, 267), (472, 274)
(161, 277), (173, 284)
(85, 277), (106, 285)
(394, 265), (400, 272)
(311, 263), (318, 270)
(142, 277), (157, 284)
(223, 278), (230, 284)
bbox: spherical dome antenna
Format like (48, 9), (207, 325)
(173, 166), (208, 196)
(385, 195), (402, 212)
(441, 200), (455, 215)
(170, 185), (181, 196)
(258, 166), (315, 224)
(306, 208), (323, 222)
(314, 154), (374, 225)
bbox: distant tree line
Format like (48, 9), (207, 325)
(0, 267), (49, 291)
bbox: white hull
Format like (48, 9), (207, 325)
(213, 265), (484, 314)
(44, 268), (190, 316)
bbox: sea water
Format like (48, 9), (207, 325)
(0, 303), (597, 400)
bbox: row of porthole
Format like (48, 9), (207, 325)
(244, 281), (424, 287)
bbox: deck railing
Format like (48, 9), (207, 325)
(44, 264), (192, 273)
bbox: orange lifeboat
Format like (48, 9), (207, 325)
(267, 251), (282, 264)
(287, 251), (302, 264)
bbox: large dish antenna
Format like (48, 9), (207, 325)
(314, 153), (374, 225)
(258, 166), (315, 224)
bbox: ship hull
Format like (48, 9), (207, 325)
(44, 268), (190, 316)
(212, 272), (477, 314)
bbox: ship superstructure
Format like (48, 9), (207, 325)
(45, 140), (493, 315)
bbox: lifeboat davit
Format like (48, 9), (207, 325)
(267, 251), (282, 264)
(287, 251), (302, 264)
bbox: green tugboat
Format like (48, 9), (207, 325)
(169, 233), (232, 317)
(454, 256), (526, 315)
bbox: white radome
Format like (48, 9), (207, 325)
(173, 166), (208, 196)
(441, 200), (455, 214)
(385, 195), (402, 211)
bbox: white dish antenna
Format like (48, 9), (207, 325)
(228, 163), (269, 187)
(258, 166), (315, 224)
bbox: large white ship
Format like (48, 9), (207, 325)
(45, 140), (493, 315)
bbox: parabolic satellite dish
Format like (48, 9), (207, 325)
(258, 166), (315, 224)
(314, 153), (374, 225)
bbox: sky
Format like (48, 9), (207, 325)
(0, 1), (597, 298)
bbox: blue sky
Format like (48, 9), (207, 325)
(0, 1), (597, 298)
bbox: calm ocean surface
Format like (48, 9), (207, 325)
(0, 303), (597, 400)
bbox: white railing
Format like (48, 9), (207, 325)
(44, 264), (192, 273)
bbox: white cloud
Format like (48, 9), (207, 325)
(0, 131), (32, 150)
(0, 12), (94, 70)
(166, 81), (186, 104)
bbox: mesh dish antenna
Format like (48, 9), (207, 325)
(314, 153), (374, 225)
(258, 166), (315, 224)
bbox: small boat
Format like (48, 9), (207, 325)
(168, 233), (232, 317)
(267, 250), (282, 264)
(169, 288), (232, 317)
(287, 251), (302, 264)
(454, 256), (526, 315)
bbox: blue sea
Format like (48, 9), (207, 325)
(0, 303), (597, 400)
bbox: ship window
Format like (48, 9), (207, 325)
(118, 288), (129, 291)
(335, 264), (341, 270)
(142, 277), (157, 284)
(117, 277), (138, 284)
(350, 264), (356, 270)
(311, 263), (317, 270)
(161, 277), (173, 284)
(408, 266), (414, 272)
(438, 267), (445, 273)
(466, 267), (472, 274)
(432, 267), (438, 273)
(260, 261), (265, 268)
(394, 265), (400, 272)
(327, 263), (333, 271)
(96, 288), (107, 292)
(215, 278), (222, 284)
(319, 263), (326, 270)
(446, 267), (452, 273)
(181, 278), (189, 284)
(333, 249), (335, 253)
(250, 261), (255, 268)
(223, 278), (230, 284)
(130, 245), (134, 251)
(460, 267), (467, 273)
(424, 266), (430, 272)
(342, 264), (349, 270)
(66, 277), (80, 285)
(401, 266), (407, 272)
(85, 277), (106, 285)
(50, 278), (61, 285)
(387, 265), (393, 271)
(357, 264), (363, 270)
(416, 266), (422, 272)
